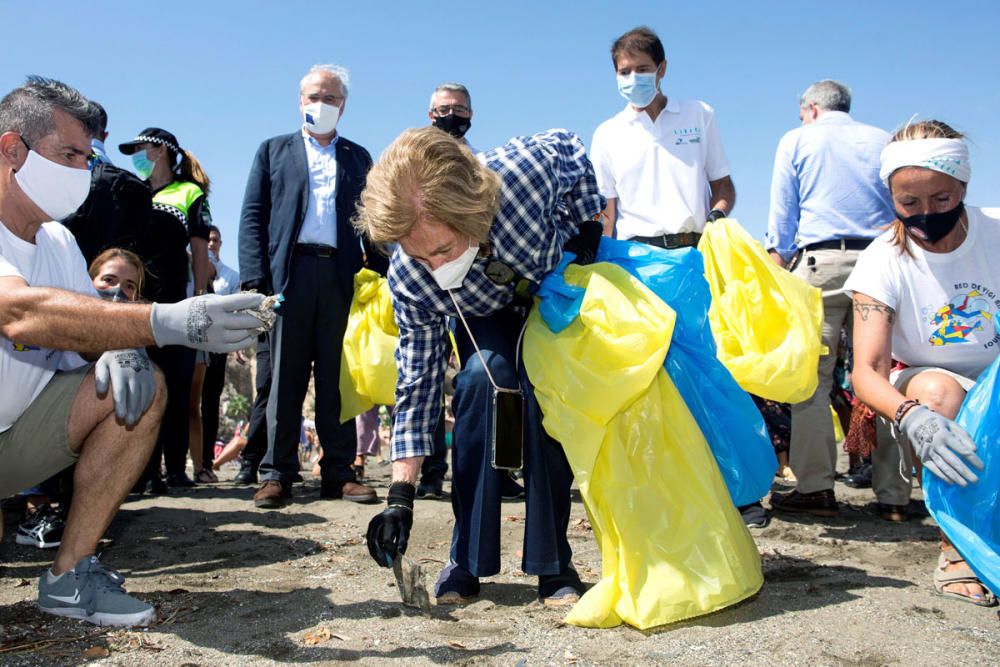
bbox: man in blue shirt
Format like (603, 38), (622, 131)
(358, 126), (604, 606)
(765, 80), (895, 517)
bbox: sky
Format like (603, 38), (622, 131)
(4, 0), (1000, 270)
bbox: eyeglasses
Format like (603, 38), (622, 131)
(305, 94), (345, 106)
(432, 104), (471, 116)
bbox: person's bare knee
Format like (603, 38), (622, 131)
(904, 372), (966, 420)
(66, 364), (168, 455)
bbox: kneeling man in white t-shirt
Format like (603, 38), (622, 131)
(0, 77), (265, 627)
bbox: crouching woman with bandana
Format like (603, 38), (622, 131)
(846, 120), (996, 607)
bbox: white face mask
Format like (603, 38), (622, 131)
(430, 241), (479, 291)
(14, 149), (91, 221)
(302, 102), (340, 136)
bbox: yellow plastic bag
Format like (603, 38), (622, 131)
(339, 269), (398, 422)
(699, 218), (825, 403)
(524, 262), (763, 630)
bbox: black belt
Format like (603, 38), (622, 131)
(803, 238), (871, 252)
(295, 243), (337, 257)
(632, 232), (702, 249)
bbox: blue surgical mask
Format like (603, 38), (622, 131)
(617, 72), (658, 108)
(131, 150), (156, 180)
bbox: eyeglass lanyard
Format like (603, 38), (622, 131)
(448, 291), (527, 392)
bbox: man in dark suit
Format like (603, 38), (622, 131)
(238, 64), (379, 508)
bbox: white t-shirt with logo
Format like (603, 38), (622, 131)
(0, 221), (96, 433)
(590, 98), (730, 238)
(844, 206), (1000, 380)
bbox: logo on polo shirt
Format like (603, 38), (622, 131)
(11, 342), (40, 352)
(673, 127), (702, 145)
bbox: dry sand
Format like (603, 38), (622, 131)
(1, 455), (997, 666)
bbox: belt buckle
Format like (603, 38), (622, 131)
(662, 234), (681, 250)
(318, 246), (333, 258)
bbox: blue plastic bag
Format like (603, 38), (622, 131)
(544, 238), (776, 506)
(924, 319), (1000, 594)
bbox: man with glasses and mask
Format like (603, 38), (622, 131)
(0, 76), (265, 626)
(428, 82), (475, 152)
(357, 125), (604, 608)
(418, 81), (523, 502)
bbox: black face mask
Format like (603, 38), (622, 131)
(896, 202), (965, 244)
(433, 114), (471, 139)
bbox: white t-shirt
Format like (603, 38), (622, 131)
(0, 221), (96, 433)
(590, 98), (730, 238)
(844, 206), (1000, 379)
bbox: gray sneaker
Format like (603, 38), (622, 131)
(38, 555), (155, 627)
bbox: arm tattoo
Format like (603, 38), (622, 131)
(854, 301), (895, 324)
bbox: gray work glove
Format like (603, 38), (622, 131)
(899, 405), (984, 486)
(95, 349), (156, 427)
(150, 293), (266, 353)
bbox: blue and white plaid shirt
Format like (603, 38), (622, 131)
(388, 129), (605, 460)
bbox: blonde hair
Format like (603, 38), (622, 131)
(353, 127), (501, 247)
(88, 247), (145, 300)
(886, 120), (965, 253)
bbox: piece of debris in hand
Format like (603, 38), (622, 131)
(239, 292), (283, 335)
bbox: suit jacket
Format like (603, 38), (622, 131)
(238, 131), (381, 300)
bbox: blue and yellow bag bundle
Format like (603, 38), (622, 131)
(524, 240), (765, 629)
(339, 268), (399, 422)
(924, 316), (1000, 594)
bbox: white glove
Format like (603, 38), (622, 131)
(900, 405), (984, 486)
(95, 348), (156, 427)
(149, 293), (266, 353)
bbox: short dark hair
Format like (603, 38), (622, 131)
(611, 26), (666, 68)
(90, 101), (108, 134)
(208, 225), (221, 238)
(0, 76), (100, 144)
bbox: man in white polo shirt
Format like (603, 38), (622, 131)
(590, 25), (735, 247)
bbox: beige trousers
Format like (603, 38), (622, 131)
(789, 247), (859, 493)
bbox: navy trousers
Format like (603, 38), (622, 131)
(261, 251), (356, 485)
(449, 305), (574, 577)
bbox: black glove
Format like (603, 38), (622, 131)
(706, 208), (726, 223)
(366, 481), (415, 567)
(563, 219), (603, 266)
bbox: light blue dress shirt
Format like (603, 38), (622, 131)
(766, 111), (895, 262)
(91, 139), (113, 166)
(297, 131), (339, 247)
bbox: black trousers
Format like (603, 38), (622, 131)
(200, 352), (228, 469)
(145, 345), (195, 478)
(241, 333), (271, 469)
(261, 251), (356, 485)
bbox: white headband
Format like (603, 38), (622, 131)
(879, 138), (970, 186)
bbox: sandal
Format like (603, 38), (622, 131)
(933, 548), (997, 607)
(195, 469), (218, 484)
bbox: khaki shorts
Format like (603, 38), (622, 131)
(0, 364), (92, 498)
